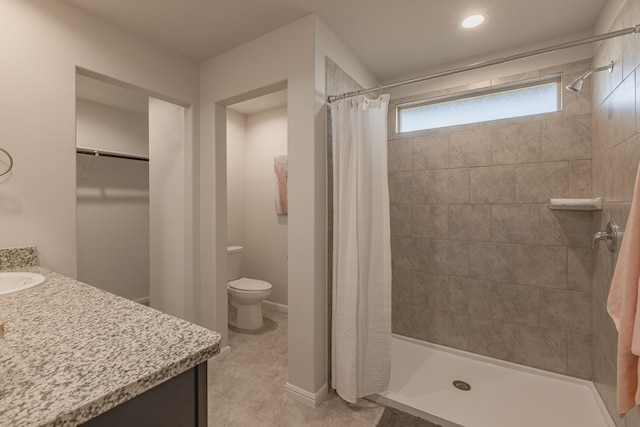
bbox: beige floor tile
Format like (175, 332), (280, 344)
(208, 308), (384, 427)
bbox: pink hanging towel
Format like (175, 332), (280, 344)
(608, 164), (640, 417)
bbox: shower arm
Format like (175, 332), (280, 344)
(328, 25), (640, 103)
(575, 62), (614, 81)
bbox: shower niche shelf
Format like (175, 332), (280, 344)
(549, 197), (602, 211)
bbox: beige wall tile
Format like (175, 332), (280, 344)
(426, 309), (469, 350)
(392, 269), (414, 305)
(592, 36), (623, 107)
(515, 162), (569, 203)
(514, 245), (567, 288)
(431, 168), (469, 204)
(490, 282), (540, 327)
(569, 160), (592, 198)
(591, 154), (604, 198)
(450, 128), (492, 167)
(563, 71), (593, 117)
(448, 204), (491, 242)
(592, 298), (618, 368)
(592, 249), (614, 305)
(490, 204), (539, 244)
(427, 239), (469, 277)
(412, 272), (450, 310)
(620, 0), (640, 79)
(391, 238), (428, 272)
(539, 207), (592, 247)
(388, 172), (397, 203)
(567, 247), (593, 292)
(513, 326), (567, 374)
(413, 134), (449, 170)
(567, 334), (592, 380)
(540, 288), (592, 335)
(468, 242), (515, 282)
(470, 165), (515, 203)
(388, 138), (412, 172)
(392, 303), (430, 341)
(599, 75), (635, 153)
(592, 343), (620, 427)
(469, 317), (516, 361)
(412, 204), (448, 238)
(491, 122), (541, 165)
(623, 135), (640, 201)
(390, 204), (411, 237)
(541, 115), (591, 161)
(395, 170), (430, 204)
(448, 277), (492, 317)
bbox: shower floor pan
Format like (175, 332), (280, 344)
(368, 334), (615, 427)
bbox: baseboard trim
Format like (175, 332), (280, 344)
(213, 345), (231, 361)
(262, 300), (288, 313)
(284, 382), (328, 407)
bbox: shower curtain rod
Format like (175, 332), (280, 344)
(327, 24), (640, 103)
(76, 146), (149, 162)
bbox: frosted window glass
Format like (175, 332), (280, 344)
(398, 82), (559, 133)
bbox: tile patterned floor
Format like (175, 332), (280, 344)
(207, 305), (385, 426)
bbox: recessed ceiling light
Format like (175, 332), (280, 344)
(461, 14), (485, 29)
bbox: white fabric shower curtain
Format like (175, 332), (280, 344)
(330, 94), (392, 403)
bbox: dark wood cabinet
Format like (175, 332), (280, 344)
(81, 363), (207, 427)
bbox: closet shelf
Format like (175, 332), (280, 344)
(549, 197), (602, 211)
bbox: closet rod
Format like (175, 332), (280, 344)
(76, 146), (149, 162)
(327, 24), (640, 103)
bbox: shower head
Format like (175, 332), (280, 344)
(565, 61), (614, 92)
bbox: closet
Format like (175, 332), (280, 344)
(75, 75), (150, 304)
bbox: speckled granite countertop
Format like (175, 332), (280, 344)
(0, 265), (221, 427)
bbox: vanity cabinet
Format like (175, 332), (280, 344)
(82, 363), (207, 427)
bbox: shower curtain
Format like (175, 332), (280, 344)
(330, 94), (392, 403)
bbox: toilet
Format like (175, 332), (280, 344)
(227, 246), (272, 330)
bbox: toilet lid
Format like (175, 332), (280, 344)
(229, 278), (272, 291)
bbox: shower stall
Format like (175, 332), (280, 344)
(327, 7), (640, 424)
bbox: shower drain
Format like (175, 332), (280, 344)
(453, 380), (471, 391)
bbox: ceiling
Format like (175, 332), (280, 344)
(63, 0), (608, 82)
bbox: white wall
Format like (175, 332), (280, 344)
(0, 0), (198, 322)
(200, 14), (378, 402)
(76, 156), (149, 301)
(76, 98), (149, 301)
(149, 98), (187, 319)
(76, 99), (148, 156)
(226, 110), (246, 247)
(244, 106), (288, 306)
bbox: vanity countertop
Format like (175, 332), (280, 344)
(0, 266), (220, 427)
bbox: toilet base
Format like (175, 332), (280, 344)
(229, 302), (264, 330)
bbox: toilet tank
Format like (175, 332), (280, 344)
(227, 246), (243, 281)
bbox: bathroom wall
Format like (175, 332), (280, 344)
(244, 106), (289, 306)
(226, 106), (289, 306)
(76, 99), (149, 156)
(0, 0), (199, 322)
(389, 59), (595, 379)
(591, 0), (640, 424)
(200, 14), (377, 399)
(226, 110), (247, 247)
(76, 98), (149, 301)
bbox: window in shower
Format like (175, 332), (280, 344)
(396, 76), (561, 133)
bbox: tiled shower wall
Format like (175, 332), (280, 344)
(388, 59), (595, 379)
(592, 0), (640, 424)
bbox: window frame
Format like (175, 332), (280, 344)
(395, 74), (563, 134)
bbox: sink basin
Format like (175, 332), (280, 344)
(0, 272), (46, 295)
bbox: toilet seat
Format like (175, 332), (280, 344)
(228, 278), (271, 292)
